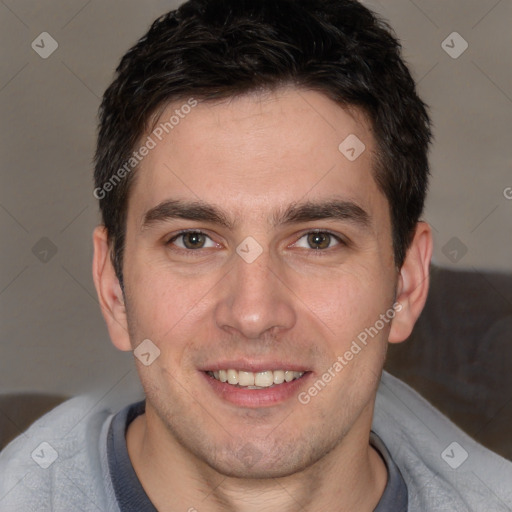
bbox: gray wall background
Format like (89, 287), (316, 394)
(1, 0), (511, 399)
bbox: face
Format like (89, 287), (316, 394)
(115, 88), (400, 478)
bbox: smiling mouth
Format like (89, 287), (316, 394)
(206, 369), (306, 389)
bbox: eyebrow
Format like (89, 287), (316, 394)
(141, 198), (371, 231)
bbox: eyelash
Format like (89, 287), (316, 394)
(165, 229), (346, 256)
(295, 229), (347, 254)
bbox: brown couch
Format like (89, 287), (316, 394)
(0, 393), (68, 451)
(385, 265), (512, 460)
(1, 265), (511, 460)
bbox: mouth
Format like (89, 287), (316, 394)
(206, 369), (305, 389)
(201, 367), (312, 407)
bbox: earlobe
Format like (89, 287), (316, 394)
(388, 222), (433, 344)
(92, 226), (132, 352)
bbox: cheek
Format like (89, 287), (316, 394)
(297, 272), (395, 375)
(299, 268), (389, 329)
(124, 270), (183, 349)
(125, 267), (218, 366)
(127, 250), (196, 314)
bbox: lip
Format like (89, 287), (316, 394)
(198, 359), (310, 373)
(201, 370), (313, 408)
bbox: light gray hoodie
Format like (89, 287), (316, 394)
(1, 371), (511, 511)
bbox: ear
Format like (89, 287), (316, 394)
(92, 225), (132, 351)
(388, 222), (433, 344)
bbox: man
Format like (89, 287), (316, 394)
(1, 0), (511, 510)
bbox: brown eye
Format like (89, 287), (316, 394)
(168, 231), (216, 250)
(307, 232), (333, 250)
(181, 232), (206, 249)
(292, 230), (344, 252)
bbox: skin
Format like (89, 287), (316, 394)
(93, 87), (432, 511)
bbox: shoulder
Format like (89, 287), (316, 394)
(373, 371), (512, 511)
(0, 395), (118, 512)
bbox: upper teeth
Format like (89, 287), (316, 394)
(209, 369), (304, 388)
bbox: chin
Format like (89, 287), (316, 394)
(200, 436), (327, 480)
(208, 455), (307, 480)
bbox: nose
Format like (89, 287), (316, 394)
(214, 247), (297, 340)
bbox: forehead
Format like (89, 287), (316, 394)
(128, 87), (387, 228)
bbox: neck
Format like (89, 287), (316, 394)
(126, 403), (388, 512)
